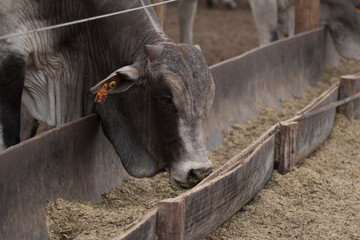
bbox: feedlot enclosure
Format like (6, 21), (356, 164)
(0, 27), (352, 240)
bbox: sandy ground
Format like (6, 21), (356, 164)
(207, 115), (360, 240)
(205, 59), (360, 240)
(163, 0), (258, 66)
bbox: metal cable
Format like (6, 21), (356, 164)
(0, 0), (177, 41)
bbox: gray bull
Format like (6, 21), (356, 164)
(249, 0), (294, 46)
(0, 0), (215, 187)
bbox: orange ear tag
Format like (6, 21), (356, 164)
(358, 8), (360, 13)
(95, 83), (108, 103)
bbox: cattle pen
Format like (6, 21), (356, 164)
(1, 1), (360, 240)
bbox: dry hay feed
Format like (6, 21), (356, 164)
(206, 115), (360, 240)
(46, 58), (360, 240)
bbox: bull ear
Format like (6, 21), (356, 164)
(144, 44), (164, 62)
(89, 66), (140, 95)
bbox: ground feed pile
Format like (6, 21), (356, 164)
(207, 114), (360, 239)
(47, 58), (360, 239)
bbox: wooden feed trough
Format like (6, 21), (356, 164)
(1, 25), (360, 239)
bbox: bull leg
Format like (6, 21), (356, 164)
(206, 0), (219, 9)
(178, 0), (198, 44)
(223, 0), (237, 9)
(278, 3), (295, 38)
(249, 0), (279, 46)
(0, 51), (27, 150)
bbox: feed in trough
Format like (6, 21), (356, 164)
(207, 114), (360, 239)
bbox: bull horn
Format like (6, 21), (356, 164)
(144, 44), (164, 62)
(194, 44), (202, 52)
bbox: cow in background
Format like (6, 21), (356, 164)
(320, 0), (360, 60)
(249, 0), (360, 60)
(206, 0), (238, 9)
(0, 0), (215, 188)
(249, 0), (294, 46)
(178, 0), (360, 61)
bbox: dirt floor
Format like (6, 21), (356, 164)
(47, 1), (360, 239)
(163, 0), (258, 66)
(207, 114), (360, 240)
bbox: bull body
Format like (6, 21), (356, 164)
(0, 0), (215, 187)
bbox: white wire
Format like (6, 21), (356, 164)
(0, 0), (177, 41)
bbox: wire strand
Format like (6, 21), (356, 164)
(0, 0), (177, 41)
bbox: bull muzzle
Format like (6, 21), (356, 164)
(188, 168), (213, 184)
(171, 166), (213, 189)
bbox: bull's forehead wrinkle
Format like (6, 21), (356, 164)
(156, 71), (191, 113)
(152, 44), (214, 118)
(170, 73), (212, 119)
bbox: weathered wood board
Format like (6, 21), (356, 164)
(295, 0), (320, 34)
(0, 114), (127, 240)
(355, 79), (360, 118)
(278, 121), (298, 174)
(112, 208), (157, 240)
(295, 86), (338, 163)
(205, 28), (329, 151)
(157, 199), (185, 240)
(200, 125), (278, 185)
(159, 133), (275, 240)
(278, 83), (339, 174)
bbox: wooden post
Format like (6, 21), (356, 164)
(337, 74), (360, 121)
(278, 121), (298, 174)
(151, 0), (164, 28)
(295, 0), (320, 34)
(157, 198), (185, 240)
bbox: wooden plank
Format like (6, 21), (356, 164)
(355, 77), (360, 118)
(112, 208), (157, 240)
(338, 74), (360, 121)
(151, 0), (164, 28)
(301, 91), (360, 119)
(205, 28), (327, 151)
(295, 83), (339, 116)
(174, 134), (274, 240)
(295, 0), (320, 34)
(0, 114), (127, 240)
(295, 86), (338, 163)
(157, 199), (185, 240)
(278, 122), (298, 174)
(200, 124), (278, 185)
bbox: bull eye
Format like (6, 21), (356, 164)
(160, 94), (175, 108)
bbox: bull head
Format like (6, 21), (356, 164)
(90, 44), (215, 188)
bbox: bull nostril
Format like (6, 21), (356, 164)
(189, 168), (213, 182)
